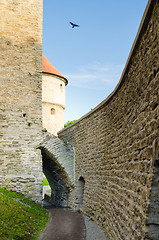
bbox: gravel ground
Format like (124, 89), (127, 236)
(84, 216), (109, 240)
(38, 208), (85, 240)
(37, 207), (109, 240)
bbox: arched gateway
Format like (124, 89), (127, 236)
(39, 134), (75, 207)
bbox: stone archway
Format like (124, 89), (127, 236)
(39, 134), (75, 207)
(41, 149), (71, 207)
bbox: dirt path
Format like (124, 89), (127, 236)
(37, 207), (109, 240)
(38, 208), (86, 240)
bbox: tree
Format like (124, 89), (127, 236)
(64, 120), (76, 128)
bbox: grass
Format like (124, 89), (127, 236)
(0, 188), (49, 240)
(46, 189), (51, 193)
(42, 177), (49, 186)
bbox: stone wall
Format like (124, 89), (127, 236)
(58, 0), (159, 239)
(0, 0), (43, 202)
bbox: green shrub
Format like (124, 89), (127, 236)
(64, 120), (76, 128)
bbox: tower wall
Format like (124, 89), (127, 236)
(0, 0), (43, 202)
(42, 73), (66, 135)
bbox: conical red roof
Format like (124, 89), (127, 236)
(42, 54), (68, 85)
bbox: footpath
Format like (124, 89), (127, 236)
(37, 207), (109, 240)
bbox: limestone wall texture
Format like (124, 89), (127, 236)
(41, 134), (74, 185)
(58, 0), (159, 239)
(0, 0), (43, 202)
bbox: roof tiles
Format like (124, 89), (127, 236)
(42, 54), (68, 85)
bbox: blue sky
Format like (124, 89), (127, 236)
(43, 0), (148, 123)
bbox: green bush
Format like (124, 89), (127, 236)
(64, 120), (76, 128)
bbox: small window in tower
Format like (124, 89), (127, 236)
(60, 83), (63, 91)
(51, 108), (55, 115)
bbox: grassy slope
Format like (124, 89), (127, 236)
(0, 188), (49, 240)
(42, 178), (51, 194)
(42, 177), (49, 186)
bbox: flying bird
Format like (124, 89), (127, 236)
(69, 22), (79, 28)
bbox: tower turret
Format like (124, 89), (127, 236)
(42, 54), (68, 135)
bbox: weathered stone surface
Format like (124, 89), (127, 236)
(0, 0), (43, 202)
(58, 0), (159, 239)
(40, 133), (74, 207)
(41, 134), (75, 185)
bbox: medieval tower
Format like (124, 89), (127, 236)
(0, 0), (43, 202)
(42, 54), (68, 135)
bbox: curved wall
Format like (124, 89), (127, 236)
(58, 0), (159, 238)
